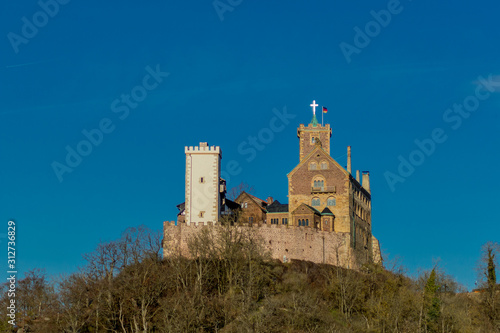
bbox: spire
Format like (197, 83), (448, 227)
(310, 100), (319, 127)
(311, 114), (319, 126)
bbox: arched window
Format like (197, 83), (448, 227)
(320, 161), (328, 170)
(327, 197), (336, 206)
(249, 217), (254, 223)
(310, 162), (317, 170)
(313, 178), (325, 189)
(306, 219), (309, 226)
(312, 198), (320, 206)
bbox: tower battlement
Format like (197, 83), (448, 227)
(185, 143), (221, 154)
(297, 123), (332, 131)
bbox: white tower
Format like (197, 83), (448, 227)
(185, 142), (222, 225)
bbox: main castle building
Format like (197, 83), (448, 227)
(163, 101), (381, 268)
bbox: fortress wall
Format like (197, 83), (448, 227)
(163, 221), (361, 269)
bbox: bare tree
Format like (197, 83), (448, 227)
(226, 181), (255, 201)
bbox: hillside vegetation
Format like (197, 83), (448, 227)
(1, 226), (499, 333)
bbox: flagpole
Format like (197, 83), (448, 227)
(322, 106), (324, 126)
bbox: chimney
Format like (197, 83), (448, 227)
(200, 142), (208, 147)
(362, 171), (370, 193)
(356, 170), (360, 182)
(266, 196), (274, 205)
(347, 146), (352, 174)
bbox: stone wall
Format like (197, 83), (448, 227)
(163, 221), (367, 269)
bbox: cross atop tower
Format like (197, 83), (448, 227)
(310, 100), (318, 116)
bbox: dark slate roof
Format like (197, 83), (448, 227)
(225, 199), (240, 210)
(321, 207), (335, 216)
(176, 202), (185, 211)
(266, 200), (289, 213)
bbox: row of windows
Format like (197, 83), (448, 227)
(311, 197), (336, 207)
(309, 161), (329, 170)
(311, 178), (336, 194)
(270, 218), (288, 225)
(354, 187), (370, 206)
(353, 200), (369, 221)
(298, 219), (309, 226)
(313, 180), (325, 188)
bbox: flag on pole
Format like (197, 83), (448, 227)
(322, 106), (328, 113)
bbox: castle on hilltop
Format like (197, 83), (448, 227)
(163, 101), (381, 268)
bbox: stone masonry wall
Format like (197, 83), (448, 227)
(163, 221), (363, 269)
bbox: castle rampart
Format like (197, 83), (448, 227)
(163, 221), (361, 269)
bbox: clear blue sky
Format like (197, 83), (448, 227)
(1, 0), (499, 290)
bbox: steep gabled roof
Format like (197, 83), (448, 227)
(291, 203), (322, 215)
(235, 191), (268, 212)
(287, 144), (350, 179)
(246, 193), (268, 206)
(266, 200), (289, 213)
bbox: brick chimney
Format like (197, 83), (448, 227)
(347, 146), (352, 174)
(362, 171), (370, 193)
(266, 196), (274, 205)
(356, 170), (360, 183)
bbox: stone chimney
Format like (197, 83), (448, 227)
(356, 170), (360, 183)
(266, 196), (274, 205)
(200, 142), (208, 147)
(347, 146), (352, 174)
(362, 171), (370, 193)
